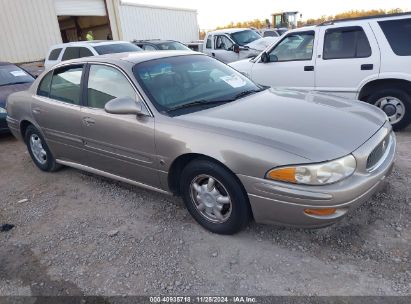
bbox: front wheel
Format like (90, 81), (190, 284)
(25, 125), (61, 172)
(180, 159), (251, 234)
(367, 88), (411, 131)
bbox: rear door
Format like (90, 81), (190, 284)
(250, 30), (317, 90)
(31, 64), (85, 162)
(314, 23), (380, 99)
(80, 63), (158, 187)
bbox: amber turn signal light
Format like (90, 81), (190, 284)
(267, 167), (296, 183)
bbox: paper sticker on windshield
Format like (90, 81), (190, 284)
(10, 70), (27, 77)
(220, 75), (246, 88)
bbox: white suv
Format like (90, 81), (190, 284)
(230, 13), (411, 130)
(44, 41), (142, 69)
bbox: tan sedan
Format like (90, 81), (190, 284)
(6, 51), (395, 234)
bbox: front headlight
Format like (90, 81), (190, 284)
(0, 107), (6, 114)
(266, 155), (356, 185)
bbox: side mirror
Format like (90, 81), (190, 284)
(261, 52), (269, 63)
(233, 44), (240, 53)
(270, 54), (278, 62)
(105, 97), (145, 115)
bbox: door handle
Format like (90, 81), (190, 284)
(83, 117), (95, 126)
(304, 66), (314, 71)
(361, 64), (373, 70)
(211, 52), (215, 57)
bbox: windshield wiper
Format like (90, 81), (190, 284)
(231, 88), (265, 101)
(166, 99), (232, 112)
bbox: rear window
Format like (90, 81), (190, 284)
(94, 43), (142, 55)
(263, 31), (279, 37)
(378, 18), (411, 56)
(206, 37), (212, 49)
(48, 48), (62, 61)
(323, 26), (371, 59)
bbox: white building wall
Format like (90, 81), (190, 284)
(118, 1), (199, 42)
(0, 0), (62, 63)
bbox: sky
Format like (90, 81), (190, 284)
(126, 0), (410, 30)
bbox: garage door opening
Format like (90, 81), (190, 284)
(58, 15), (112, 42)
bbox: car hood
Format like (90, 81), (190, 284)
(176, 89), (387, 162)
(245, 37), (278, 51)
(0, 83), (32, 108)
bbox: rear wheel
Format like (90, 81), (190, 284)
(367, 88), (411, 131)
(180, 159), (251, 234)
(25, 125), (61, 172)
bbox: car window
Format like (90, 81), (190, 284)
(93, 43), (142, 55)
(0, 64), (35, 86)
(79, 47), (94, 58)
(215, 36), (233, 51)
(206, 37), (212, 49)
(48, 48), (62, 61)
(229, 30), (261, 46)
(87, 65), (136, 109)
(37, 71), (53, 97)
(268, 31), (314, 62)
(49, 65), (83, 105)
(157, 41), (191, 51)
(133, 55), (260, 113)
(323, 26), (371, 59)
(143, 44), (157, 51)
(263, 31), (279, 37)
(378, 18), (411, 56)
(62, 47), (80, 61)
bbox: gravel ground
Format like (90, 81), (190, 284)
(0, 127), (410, 297)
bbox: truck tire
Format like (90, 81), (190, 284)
(367, 88), (411, 131)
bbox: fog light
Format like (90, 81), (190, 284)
(304, 208), (337, 216)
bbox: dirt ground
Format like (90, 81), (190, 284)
(0, 127), (410, 297)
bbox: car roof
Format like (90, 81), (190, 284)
(55, 50), (201, 67)
(136, 39), (179, 45)
(208, 28), (252, 35)
(0, 61), (12, 66)
(49, 40), (133, 49)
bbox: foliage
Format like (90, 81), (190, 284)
(299, 8), (403, 26)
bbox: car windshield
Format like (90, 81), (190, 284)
(230, 30), (262, 46)
(94, 43), (142, 55)
(156, 41), (191, 51)
(0, 64), (34, 86)
(133, 55), (262, 114)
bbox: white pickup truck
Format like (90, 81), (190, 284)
(230, 13), (411, 130)
(203, 28), (278, 63)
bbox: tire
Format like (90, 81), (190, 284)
(366, 88), (411, 131)
(180, 159), (251, 234)
(25, 125), (61, 172)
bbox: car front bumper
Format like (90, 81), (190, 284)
(238, 123), (396, 228)
(0, 113), (9, 133)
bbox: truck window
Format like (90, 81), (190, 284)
(215, 36), (233, 51)
(268, 31), (314, 62)
(48, 48), (62, 61)
(206, 37), (212, 49)
(323, 26), (371, 60)
(378, 18), (411, 56)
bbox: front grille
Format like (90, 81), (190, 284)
(366, 134), (390, 170)
(0, 118), (8, 130)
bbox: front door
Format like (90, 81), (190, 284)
(314, 23), (380, 99)
(81, 63), (158, 187)
(31, 65), (85, 162)
(213, 35), (239, 63)
(250, 30), (317, 90)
